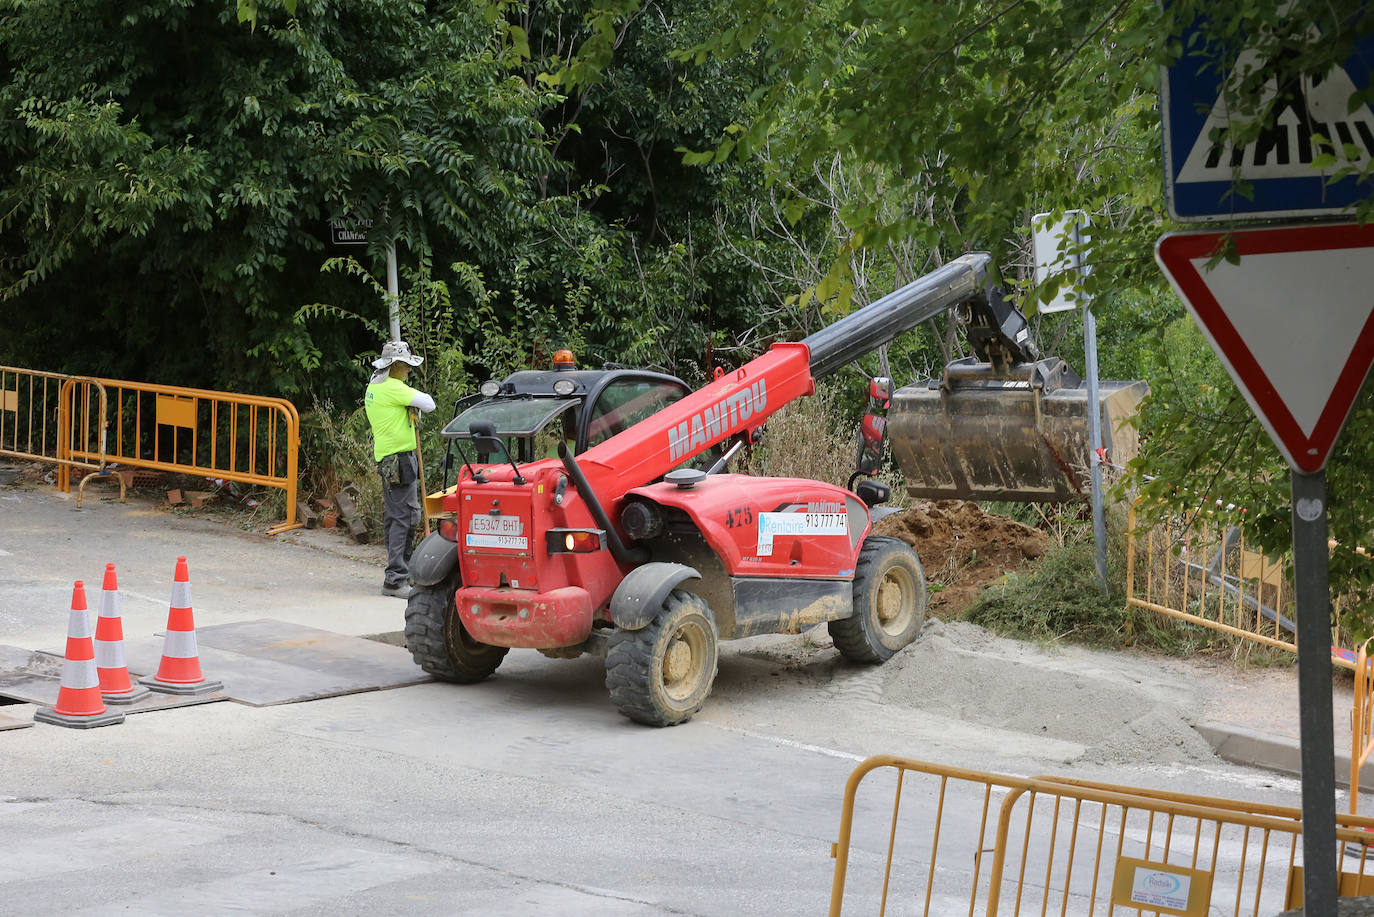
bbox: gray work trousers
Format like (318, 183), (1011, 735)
(379, 451), (421, 588)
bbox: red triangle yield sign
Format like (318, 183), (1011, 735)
(1155, 222), (1374, 473)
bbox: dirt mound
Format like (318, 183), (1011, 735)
(879, 620), (1218, 767)
(873, 501), (1049, 615)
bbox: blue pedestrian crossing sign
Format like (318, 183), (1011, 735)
(1162, 25), (1374, 222)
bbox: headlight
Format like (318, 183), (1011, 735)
(552, 379), (576, 396)
(480, 380), (501, 397)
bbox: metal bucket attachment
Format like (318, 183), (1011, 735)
(887, 358), (1148, 503)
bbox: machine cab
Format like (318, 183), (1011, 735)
(440, 365), (694, 462)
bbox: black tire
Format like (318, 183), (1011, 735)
(404, 578), (508, 683)
(605, 591), (719, 727)
(829, 535), (927, 664)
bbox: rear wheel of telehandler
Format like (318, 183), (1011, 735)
(404, 577), (508, 683)
(830, 536), (927, 664)
(605, 591), (718, 727)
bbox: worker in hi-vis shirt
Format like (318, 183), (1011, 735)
(364, 340), (435, 598)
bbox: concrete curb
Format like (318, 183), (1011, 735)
(1198, 720), (1372, 790)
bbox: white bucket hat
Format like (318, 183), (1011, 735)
(372, 340), (424, 369)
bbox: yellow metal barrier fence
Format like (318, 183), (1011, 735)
(0, 366), (108, 474)
(60, 377), (301, 534)
(1354, 639), (1374, 816)
(3, 367), (301, 535)
(1125, 497), (1304, 658)
(831, 754), (1374, 915)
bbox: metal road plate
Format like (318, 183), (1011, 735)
(130, 619), (431, 707)
(117, 631), (409, 708)
(3, 641), (226, 713)
(189, 619), (431, 693)
(0, 710), (33, 730)
(4, 620), (428, 711)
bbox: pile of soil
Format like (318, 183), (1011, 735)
(873, 500), (1050, 616)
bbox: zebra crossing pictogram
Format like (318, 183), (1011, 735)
(1176, 49), (1374, 182)
(1162, 21), (1374, 221)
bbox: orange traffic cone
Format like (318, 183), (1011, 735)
(139, 557), (223, 696)
(95, 563), (150, 705)
(35, 581), (126, 728)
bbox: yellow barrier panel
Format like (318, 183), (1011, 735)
(1125, 497), (1304, 658)
(59, 376), (302, 534)
(830, 754), (1374, 916)
(0, 366), (108, 477)
(1028, 775), (1374, 910)
(1124, 496), (1368, 668)
(1354, 639), (1374, 816)
(829, 755), (1024, 916)
(2, 366), (300, 535)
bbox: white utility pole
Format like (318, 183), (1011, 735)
(386, 243), (401, 341)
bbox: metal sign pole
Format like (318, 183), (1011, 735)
(1075, 217), (1109, 596)
(386, 243), (401, 341)
(1030, 211), (1110, 594)
(1292, 467), (1337, 914)
(1083, 305), (1108, 595)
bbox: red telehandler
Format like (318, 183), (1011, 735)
(404, 253), (1145, 725)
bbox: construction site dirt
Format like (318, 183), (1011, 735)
(0, 481), (1362, 915)
(873, 500), (1049, 616)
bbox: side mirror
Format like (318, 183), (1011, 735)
(469, 420), (525, 485)
(854, 479), (891, 508)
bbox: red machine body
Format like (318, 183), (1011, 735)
(628, 475), (868, 580)
(409, 254), (996, 725)
(445, 342), (833, 648)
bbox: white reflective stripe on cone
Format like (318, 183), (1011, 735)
(94, 640), (127, 668)
(160, 629), (198, 659)
(67, 609), (93, 639)
(170, 580), (192, 608)
(63, 659), (100, 690)
(100, 591), (119, 617)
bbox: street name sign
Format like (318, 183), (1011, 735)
(1155, 222), (1374, 472)
(329, 220), (370, 246)
(1162, 23), (1374, 221)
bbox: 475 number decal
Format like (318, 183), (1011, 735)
(723, 506), (754, 529)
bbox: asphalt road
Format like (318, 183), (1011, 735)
(0, 485), (1310, 915)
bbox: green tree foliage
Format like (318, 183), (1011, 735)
(680, 1), (1370, 283)
(663, 0), (1374, 618)
(0, 0), (558, 395)
(512, 0), (914, 379)
(0, 0), (854, 405)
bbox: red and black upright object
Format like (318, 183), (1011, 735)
(404, 253), (1141, 725)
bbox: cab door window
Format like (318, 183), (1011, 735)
(585, 380), (685, 449)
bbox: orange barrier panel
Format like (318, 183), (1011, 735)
(2, 366), (300, 535)
(830, 753), (1374, 916)
(1124, 496), (1368, 672)
(61, 376), (301, 534)
(1125, 497), (1301, 657)
(0, 366), (108, 476)
(1354, 638), (1374, 816)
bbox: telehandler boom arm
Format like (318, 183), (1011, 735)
(575, 253), (998, 490)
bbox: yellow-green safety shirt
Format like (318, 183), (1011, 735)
(365, 377), (423, 461)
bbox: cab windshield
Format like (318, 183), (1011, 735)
(442, 397), (578, 464)
(442, 397), (578, 439)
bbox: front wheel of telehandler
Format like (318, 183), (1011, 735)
(830, 535), (927, 664)
(605, 591), (719, 727)
(404, 577), (508, 683)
